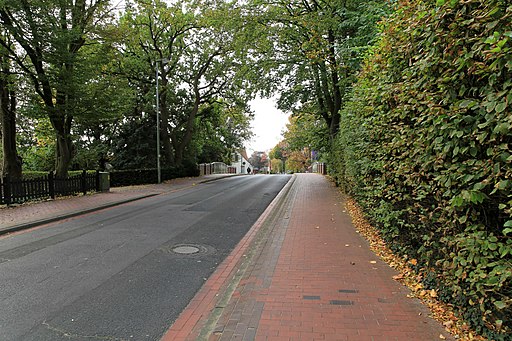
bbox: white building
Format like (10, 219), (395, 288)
(231, 149), (253, 174)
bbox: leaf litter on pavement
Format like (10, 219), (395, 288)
(344, 196), (487, 341)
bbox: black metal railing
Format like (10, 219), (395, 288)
(1, 170), (99, 205)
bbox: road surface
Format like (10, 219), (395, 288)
(0, 174), (290, 340)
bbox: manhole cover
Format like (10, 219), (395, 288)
(172, 245), (201, 254)
(161, 243), (215, 257)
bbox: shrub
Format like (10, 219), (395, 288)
(332, 0), (512, 338)
(109, 166), (195, 187)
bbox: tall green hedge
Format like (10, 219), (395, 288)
(332, 0), (511, 338)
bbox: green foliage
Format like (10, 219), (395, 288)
(111, 113), (157, 170)
(18, 117), (55, 172)
(274, 112), (327, 172)
(109, 167), (194, 187)
(285, 150), (310, 173)
(0, 0), (116, 176)
(251, 0), (390, 139)
(2, 0), (255, 176)
(119, 0), (256, 168)
(188, 101), (253, 165)
(20, 144), (54, 172)
(283, 109), (329, 156)
(332, 0), (512, 338)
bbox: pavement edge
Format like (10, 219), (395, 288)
(160, 174), (296, 341)
(0, 194), (159, 236)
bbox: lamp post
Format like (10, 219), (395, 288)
(155, 58), (168, 184)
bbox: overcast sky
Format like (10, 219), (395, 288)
(247, 97), (290, 155)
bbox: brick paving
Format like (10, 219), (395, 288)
(1, 173), (455, 340)
(163, 173), (454, 341)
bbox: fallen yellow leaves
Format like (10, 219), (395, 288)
(344, 197), (488, 341)
(392, 274), (404, 280)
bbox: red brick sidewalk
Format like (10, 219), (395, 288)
(163, 173), (453, 341)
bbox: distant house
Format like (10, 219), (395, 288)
(230, 149), (253, 174)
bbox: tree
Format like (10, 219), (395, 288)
(270, 158), (283, 174)
(193, 101), (253, 164)
(286, 150), (309, 173)
(248, 150), (268, 172)
(0, 32), (20, 178)
(283, 108), (329, 158)
(170, 0), (260, 166)
(120, 0), (197, 167)
(120, 0), (257, 168)
(71, 38), (135, 170)
(110, 112), (156, 170)
(247, 0), (389, 140)
(270, 112), (327, 174)
(0, 0), (114, 176)
(269, 140), (289, 173)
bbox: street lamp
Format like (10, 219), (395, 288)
(155, 58), (168, 184)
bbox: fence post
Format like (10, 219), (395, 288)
(48, 171), (55, 199)
(81, 170), (87, 195)
(4, 176), (12, 205)
(96, 170), (100, 192)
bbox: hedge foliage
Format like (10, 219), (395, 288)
(331, 0), (511, 338)
(109, 166), (198, 187)
(20, 170), (96, 180)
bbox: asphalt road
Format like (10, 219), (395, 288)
(0, 174), (291, 341)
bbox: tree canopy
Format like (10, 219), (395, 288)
(0, 0), (257, 177)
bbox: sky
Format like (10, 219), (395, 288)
(247, 97), (290, 155)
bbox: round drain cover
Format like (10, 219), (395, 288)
(162, 244), (215, 257)
(172, 245), (200, 254)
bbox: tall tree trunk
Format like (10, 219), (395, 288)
(312, 63), (332, 129)
(158, 75), (175, 166)
(54, 130), (73, 177)
(174, 85), (201, 166)
(160, 118), (175, 166)
(172, 49), (221, 166)
(173, 105), (199, 166)
(327, 29), (342, 138)
(51, 82), (74, 177)
(0, 56), (21, 179)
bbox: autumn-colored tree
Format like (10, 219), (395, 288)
(270, 158), (283, 174)
(286, 150), (309, 173)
